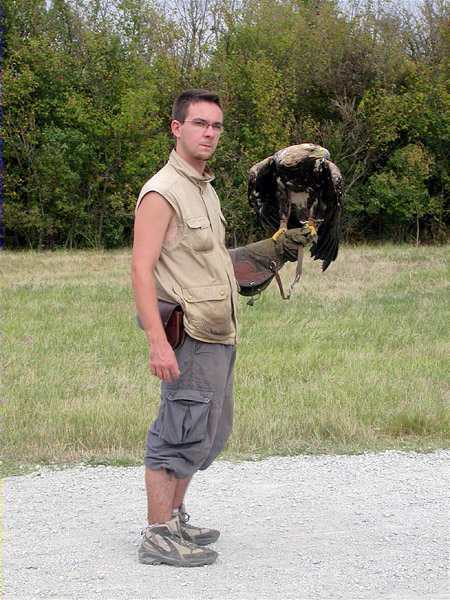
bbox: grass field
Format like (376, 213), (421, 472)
(1, 245), (449, 476)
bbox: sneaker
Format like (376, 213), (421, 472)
(177, 504), (220, 546)
(138, 514), (218, 567)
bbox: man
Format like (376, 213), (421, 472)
(132, 89), (238, 567)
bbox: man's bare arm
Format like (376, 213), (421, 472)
(132, 192), (180, 382)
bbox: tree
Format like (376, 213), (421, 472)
(2, 0), (449, 247)
(364, 144), (443, 244)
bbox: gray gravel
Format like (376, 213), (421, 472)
(4, 451), (449, 600)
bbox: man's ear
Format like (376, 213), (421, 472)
(171, 120), (181, 139)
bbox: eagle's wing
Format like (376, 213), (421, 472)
(248, 155), (281, 230)
(310, 159), (343, 271)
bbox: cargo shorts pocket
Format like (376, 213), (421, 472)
(160, 389), (211, 445)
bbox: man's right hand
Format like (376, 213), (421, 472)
(149, 339), (181, 382)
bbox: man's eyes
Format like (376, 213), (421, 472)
(193, 119), (223, 130)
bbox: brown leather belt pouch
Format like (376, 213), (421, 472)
(136, 300), (185, 350)
(158, 300), (185, 350)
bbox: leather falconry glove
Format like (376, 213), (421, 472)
(228, 224), (317, 301)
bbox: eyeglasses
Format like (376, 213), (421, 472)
(182, 119), (224, 133)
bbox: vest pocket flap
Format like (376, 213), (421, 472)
(186, 216), (210, 229)
(182, 284), (228, 303)
(168, 389), (211, 404)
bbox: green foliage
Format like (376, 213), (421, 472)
(364, 144), (444, 242)
(3, 0), (449, 247)
(352, 64), (449, 241)
(3, 0), (174, 248)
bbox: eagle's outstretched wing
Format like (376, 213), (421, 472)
(248, 155), (279, 230)
(309, 159), (343, 271)
(248, 143), (343, 272)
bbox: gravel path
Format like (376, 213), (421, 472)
(4, 451), (449, 600)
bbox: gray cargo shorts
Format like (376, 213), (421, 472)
(145, 334), (236, 479)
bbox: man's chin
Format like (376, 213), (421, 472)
(196, 146), (215, 159)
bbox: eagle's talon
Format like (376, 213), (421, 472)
(307, 222), (318, 237)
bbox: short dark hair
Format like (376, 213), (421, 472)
(171, 89), (222, 122)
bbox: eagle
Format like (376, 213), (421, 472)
(248, 143), (343, 296)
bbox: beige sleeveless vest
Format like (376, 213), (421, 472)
(136, 150), (238, 345)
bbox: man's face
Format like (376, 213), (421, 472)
(171, 101), (224, 163)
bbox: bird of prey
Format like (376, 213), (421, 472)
(248, 143), (343, 296)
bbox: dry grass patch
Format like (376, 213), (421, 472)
(1, 250), (131, 288)
(280, 243), (447, 302)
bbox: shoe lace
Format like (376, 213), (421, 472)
(179, 509), (191, 525)
(142, 523), (199, 550)
(173, 532), (202, 550)
(169, 522), (201, 549)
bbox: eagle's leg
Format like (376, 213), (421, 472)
(271, 182), (291, 241)
(271, 206), (291, 242)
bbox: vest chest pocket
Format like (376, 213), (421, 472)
(185, 216), (214, 252)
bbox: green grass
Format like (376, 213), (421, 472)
(1, 245), (449, 474)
